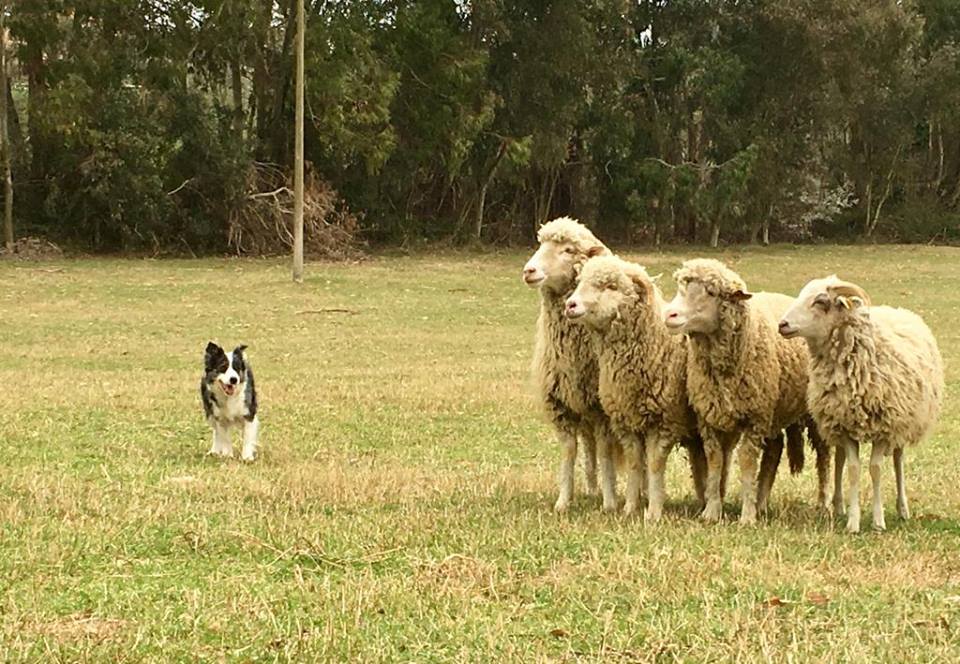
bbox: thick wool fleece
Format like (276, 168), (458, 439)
(807, 305), (943, 451)
(677, 260), (808, 438)
(586, 258), (696, 446)
(531, 218), (610, 431)
(581, 256), (706, 515)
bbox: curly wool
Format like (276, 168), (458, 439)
(677, 260), (808, 439)
(583, 257), (695, 445)
(531, 219), (610, 432)
(537, 216), (608, 259)
(807, 305), (943, 451)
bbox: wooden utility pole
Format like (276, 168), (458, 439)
(291, 0), (305, 282)
(1, 3), (12, 253)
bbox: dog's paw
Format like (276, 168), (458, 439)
(240, 451), (256, 462)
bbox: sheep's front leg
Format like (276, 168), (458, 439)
(580, 426), (599, 497)
(893, 447), (909, 520)
(209, 422), (233, 458)
(700, 430), (726, 522)
(241, 416), (260, 462)
(756, 432), (784, 516)
(833, 444), (846, 516)
(869, 443), (887, 531)
(844, 438), (861, 533)
(554, 428), (577, 513)
(622, 434), (646, 516)
(595, 425), (619, 513)
(738, 435), (762, 525)
(645, 431), (672, 524)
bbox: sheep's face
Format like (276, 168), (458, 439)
(664, 280), (751, 335)
(779, 276), (870, 341)
(564, 258), (649, 330)
(522, 241), (599, 294)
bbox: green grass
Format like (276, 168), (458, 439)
(2, 245), (960, 662)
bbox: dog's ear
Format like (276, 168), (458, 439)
(235, 344), (248, 354)
(205, 341), (222, 357)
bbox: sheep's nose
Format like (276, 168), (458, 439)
(566, 300), (577, 311)
(522, 266), (536, 277)
(666, 311), (678, 320)
(778, 320), (789, 332)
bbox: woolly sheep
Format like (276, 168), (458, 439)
(523, 217), (621, 513)
(779, 276), (944, 532)
(564, 255), (707, 521)
(663, 259), (816, 524)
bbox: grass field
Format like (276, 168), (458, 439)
(2, 245), (960, 662)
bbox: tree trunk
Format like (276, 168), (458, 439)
(231, 56), (244, 136)
(762, 202), (772, 246)
(292, 0), (305, 282)
(1, 5), (11, 252)
(709, 220), (720, 248)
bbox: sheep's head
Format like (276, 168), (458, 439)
(779, 275), (871, 342)
(664, 258), (752, 336)
(564, 255), (656, 331)
(522, 217), (609, 295)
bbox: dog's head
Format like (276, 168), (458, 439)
(204, 342), (249, 397)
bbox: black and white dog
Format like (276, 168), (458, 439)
(201, 342), (259, 460)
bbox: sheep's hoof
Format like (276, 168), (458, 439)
(897, 503), (910, 520)
(739, 512), (757, 526)
(601, 500), (618, 514)
(845, 517), (861, 534)
(553, 498), (571, 513)
(241, 453), (256, 463)
(700, 503), (722, 523)
(208, 449), (232, 459)
(872, 519), (886, 532)
(644, 507), (662, 524)
(623, 502), (641, 517)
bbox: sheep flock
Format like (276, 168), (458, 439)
(524, 216), (945, 532)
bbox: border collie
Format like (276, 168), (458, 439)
(201, 342), (259, 460)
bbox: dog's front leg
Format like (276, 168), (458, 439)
(210, 422), (233, 457)
(241, 416), (259, 462)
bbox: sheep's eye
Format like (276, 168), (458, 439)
(606, 282), (618, 291)
(563, 246), (576, 254)
(812, 294), (830, 311)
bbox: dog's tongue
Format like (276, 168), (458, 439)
(222, 383), (236, 396)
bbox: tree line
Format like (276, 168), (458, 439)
(3, 0), (960, 254)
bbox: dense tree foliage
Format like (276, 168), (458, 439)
(3, 0), (960, 252)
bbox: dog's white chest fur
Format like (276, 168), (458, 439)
(211, 390), (247, 424)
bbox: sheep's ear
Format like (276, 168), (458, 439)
(730, 290), (753, 302)
(629, 272), (652, 301)
(586, 245), (605, 258)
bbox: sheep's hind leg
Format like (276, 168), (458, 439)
(833, 444), (846, 517)
(700, 431), (726, 523)
(738, 436), (762, 525)
(844, 439), (861, 533)
(810, 424), (831, 512)
(869, 443), (887, 531)
(644, 432), (671, 524)
(894, 447), (909, 520)
(554, 429), (577, 513)
(756, 432), (784, 516)
(580, 427), (599, 497)
(622, 434), (646, 517)
(596, 426), (619, 513)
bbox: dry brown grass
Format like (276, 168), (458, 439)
(1, 246), (960, 661)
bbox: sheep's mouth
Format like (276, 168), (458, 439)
(523, 275), (545, 287)
(565, 308), (586, 320)
(778, 326), (799, 339)
(664, 318), (686, 331)
(219, 381), (237, 396)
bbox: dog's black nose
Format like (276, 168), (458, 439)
(229, 376), (238, 385)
